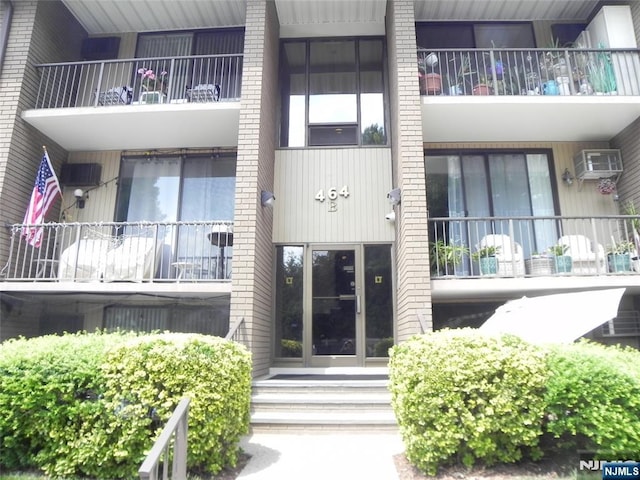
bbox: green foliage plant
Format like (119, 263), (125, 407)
(0, 331), (135, 476)
(388, 329), (548, 475)
(430, 240), (469, 272)
(543, 341), (640, 457)
(280, 338), (302, 357)
(547, 244), (569, 256)
(471, 245), (499, 261)
(0, 331), (252, 479)
(101, 333), (252, 477)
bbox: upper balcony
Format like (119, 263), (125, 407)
(418, 48), (640, 143)
(21, 55), (243, 151)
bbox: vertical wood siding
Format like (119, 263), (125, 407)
(273, 148), (394, 244)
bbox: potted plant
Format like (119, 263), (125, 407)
(418, 52), (442, 95)
(472, 74), (492, 95)
(447, 53), (475, 95)
(547, 244), (572, 273)
(607, 240), (635, 272)
(471, 245), (499, 275)
(430, 240), (469, 276)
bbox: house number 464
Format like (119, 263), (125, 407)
(314, 186), (350, 202)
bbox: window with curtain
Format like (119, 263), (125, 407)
(426, 150), (558, 261)
(115, 154), (236, 278)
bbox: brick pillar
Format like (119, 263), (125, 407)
(230, 0), (280, 377)
(386, 0), (432, 340)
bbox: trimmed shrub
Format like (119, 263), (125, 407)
(280, 339), (302, 357)
(389, 329), (548, 475)
(543, 340), (640, 457)
(0, 331), (133, 475)
(101, 333), (252, 476)
(0, 331), (252, 479)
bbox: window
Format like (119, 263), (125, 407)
(115, 153), (236, 278)
(280, 38), (387, 147)
(426, 150), (558, 264)
(416, 22), (535, 48)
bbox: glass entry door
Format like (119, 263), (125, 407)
(308, 246), (361, 367)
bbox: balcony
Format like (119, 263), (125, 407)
(429, 215), (640, 301)
(21, 55), (243, 151)
(1, 220), (233, 296)
(417, 48), (640, 143)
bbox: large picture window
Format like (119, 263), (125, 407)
(426, 150), (558, 270)
(115, 153), (236, 278)
(280, 38), (387, 147)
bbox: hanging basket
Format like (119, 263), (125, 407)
(597, 178), (617, 195)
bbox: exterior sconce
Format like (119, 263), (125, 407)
(561, 169), (574, 186)
(387, 188), (401, 206)
(261, 190), (275, 207)
(74, 188), (86, 208)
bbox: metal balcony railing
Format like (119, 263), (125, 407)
(1, 220), (234, 282)
(33, 54), (243, 109)
(429, 215), (640, 278)
(417, 48), (640, 96)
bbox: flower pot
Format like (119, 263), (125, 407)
(553, 255), (572, 274)
(608, 253), (632, 272)
(472, 84), (491, 95)
(525, 257), (555, 275)
(422, 73), (442, 95)
(478, 257), (498, 275)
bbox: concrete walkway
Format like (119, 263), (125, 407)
(237, 432), (405, 480)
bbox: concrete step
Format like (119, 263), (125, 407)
(249, 370), (397, 433)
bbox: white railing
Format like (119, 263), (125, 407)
(417, 47), (640, 96)
(429, 215), (640, 278)
(0, 220), (233, 282)
(33, 54), (243, 109)
(139, 397), (190, 480)
(225, 317), (247, 344)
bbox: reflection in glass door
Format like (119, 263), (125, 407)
(274, 244), (393, 366)
(310, 248), (359, 366)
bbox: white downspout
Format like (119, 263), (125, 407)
(0, 0), (14, 78)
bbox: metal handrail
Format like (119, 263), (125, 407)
(225, 317), (246, 342)
(417, 47), (640, 96)
(139, 397), (190, 480)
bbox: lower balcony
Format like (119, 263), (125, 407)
(429, 215), (640, 301)
(1, 221), (233, 295)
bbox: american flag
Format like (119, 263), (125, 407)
(22, 150), (61, 247)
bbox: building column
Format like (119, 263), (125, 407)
(386, 0), (432, 341)
(230, 0), (280, 377)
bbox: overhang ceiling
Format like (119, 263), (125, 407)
(61, 0), (601, 36)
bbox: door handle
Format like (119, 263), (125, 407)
(356, 294), (361, 314)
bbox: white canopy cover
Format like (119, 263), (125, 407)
(479, 288), (626, 344)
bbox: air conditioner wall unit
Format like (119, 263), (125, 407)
(573, 149), (623, 180)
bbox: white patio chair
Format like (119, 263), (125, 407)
(478, 234), (525, 276)
(557, 235), (606, 274)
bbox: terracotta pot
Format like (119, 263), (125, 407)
(422, 73), (442, 95)
(473, 84), (491, 95)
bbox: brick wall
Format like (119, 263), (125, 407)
(386, 0), (432, 340)
(230, 0), (279, 377)
(0, 0), (85, 340)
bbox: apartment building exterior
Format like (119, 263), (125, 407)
(1, 0), (640, 377)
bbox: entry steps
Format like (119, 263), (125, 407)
(250, 368), (398, 433)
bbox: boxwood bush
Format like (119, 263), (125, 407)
(543, 340), (640, 457)
(389, 329), (548, 475)
(0, 331), (252, 479)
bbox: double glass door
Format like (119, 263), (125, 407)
(275, 244), (393, 367)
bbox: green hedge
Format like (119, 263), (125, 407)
(543, 340), (640, 456)
(0, 331), (252, 479)
(389, 329), (548, 475)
